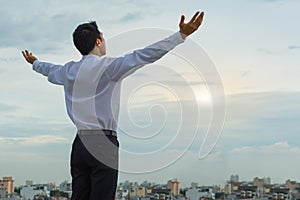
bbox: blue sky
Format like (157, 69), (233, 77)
(0, 0), (300, 187)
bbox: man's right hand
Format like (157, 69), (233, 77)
(22, 50), (38, 64)
(179, 11), (205, 39)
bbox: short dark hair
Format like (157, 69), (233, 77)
(73, 21), (100, 55)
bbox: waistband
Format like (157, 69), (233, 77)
(77, 129), (117, 137)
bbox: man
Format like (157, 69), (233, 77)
(22, 11), (204, 200)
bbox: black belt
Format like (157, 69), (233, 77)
(77, 129), (117, 137)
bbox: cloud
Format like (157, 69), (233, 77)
(241, 70), (250, 77)
(230, 142), (300, 154)
(225, 141), (300, 183)
(219, 90), (300, 151)
(257, 48), (279, 55)
(0, 151), (70, 186)
(262, 0), (286, 3)
(288, 45), (300, 50)
(0, 135), (69, 146)
(0, 111), (76, 139)
(0, 103), (19, 112)
(160, 80), (212, 86)
(0, 1), (100, 52)
(0, 57), (21, 63)
(257, 45), (300, 54)
(261, 141), (300, 154)
(117, 90), (300, 156)
(0, 1), (160, 53)
(118, 12), (142, 23)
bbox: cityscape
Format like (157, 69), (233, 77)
(1, 175), (300, 200)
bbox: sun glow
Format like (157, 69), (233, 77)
(192, 86), (212, 105)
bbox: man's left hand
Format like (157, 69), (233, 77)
(179, 11), (205, 38)
(22, 50), (38, 64)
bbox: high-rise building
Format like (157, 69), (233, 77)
(1, 176), (14, 194)
(167, 178), (180, 196)
(230, 175), (239, 182)
(191, 182), (198, 188)
(264, 177), (271, 185)
(26, 180), (33, 186)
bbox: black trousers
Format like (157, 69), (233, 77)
(70, 131), (119, 200)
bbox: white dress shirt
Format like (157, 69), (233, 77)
(32, 32), (185, 131)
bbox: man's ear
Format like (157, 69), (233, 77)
(96, 38), (101, 46)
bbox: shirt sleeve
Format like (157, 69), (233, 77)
(32, 60), (65, 85)
(105, 32), (185, 81)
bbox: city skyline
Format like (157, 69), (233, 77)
(1, 174), (298, 188)
(1, 0), (300, 187)
(2, 175), (300, 199)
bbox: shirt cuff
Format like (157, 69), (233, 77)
(32, 60), (40, 71)
(172, 31), (186, 44)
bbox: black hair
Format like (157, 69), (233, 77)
(72, 21), (100, 55)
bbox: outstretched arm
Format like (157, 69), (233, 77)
(21, 50), (65, 85)
(105, 11), (205, 81)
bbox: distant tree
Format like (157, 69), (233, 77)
(60, 191), (69, 198)
(180, 188), (186, 196)
(50, 190), (69, 198)
(50, 190), (60, 197)
(14, 187), (21, 195)
(215, 192), (225, 199)
(34, 194), (49, 200)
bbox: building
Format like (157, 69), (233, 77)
(25, 181), (33, 187)
(224, 183), (232, 195)
(0, 182), (6, 198)
(264, 177), (271, 185)
(129, 186), (146, 198)
(119, 180), (133, 191)
(269, 187), (290, 200)
(237, 185), (257, 199)
(186, 187), (214, 200)
(191, 182), (198, 188)
(59, 181), (71, 192)
(285, 180), (297, 191)
(253, 177), (264, 188)
(253, 177), (265, 195)
(141, 181), (152, 188)
(230, 175), (239, 182)
(20, 186), (43, 200)
(0, 177), (14, 195)
(167, 178), (180, 196)
(225, 181), (243, 194)
(151, 188), (171, 199)
(116, 188), (129, 200)
(264, 184), (274, 195)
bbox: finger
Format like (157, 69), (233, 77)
(24, 50), (32, 61)
(26, 51), (32, 58)
(23, 50), (29, 58)
(180, 15), (185, 26)
(25, 50), (30, 57)
(194, 12), (205, 27)
(189, 11), (200, 24)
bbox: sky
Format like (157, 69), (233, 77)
(0, 0), (300, 187)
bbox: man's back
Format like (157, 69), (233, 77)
(32, 32), (186, 131)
